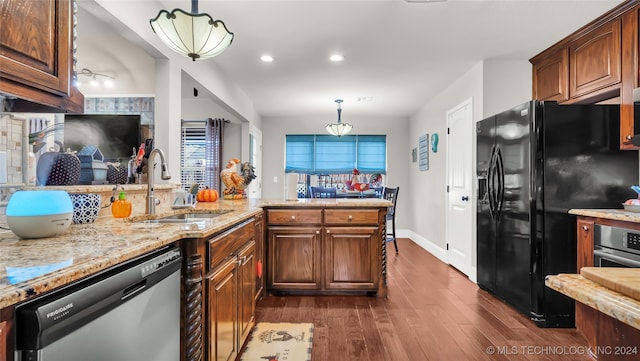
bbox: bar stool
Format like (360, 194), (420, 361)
(383, 187), (399, 253)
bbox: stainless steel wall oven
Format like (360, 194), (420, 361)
(594, 224), (640, 268)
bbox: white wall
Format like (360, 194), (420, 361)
(483, 58), (532, 117)
(261, 115), (411, 229)
(408, 59), (531, 266)
(409, 62), (484, 255)
(76, 6), (156, 97)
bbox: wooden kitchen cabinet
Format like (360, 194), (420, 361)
(530, 1), (640, 150)
(208, 256), (239, 361)
(577, 218), (595, 270)
(576, 217), (598, 358)
(268, 226), (322, 291)
(324, 208), (381, 291)
(0, 0), (84, 113)
(574, 215), (640, 360)
(180, 216), (259, 361)
(531, 47), (569, 102)
(0, 307), (13, 361)
(568, 18), (621, 100)
(205, 220), (256, 361)
(265, 206), (387, 295)
(531, 18), (622, 103)
(238, 241), (256, 344)
(253, 213), (265, 301)
(0, 320), (7, 361)
(324, 226), (379, 290)
(207, 240), (255, 361)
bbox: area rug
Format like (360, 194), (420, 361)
(240, 322), (314, 361)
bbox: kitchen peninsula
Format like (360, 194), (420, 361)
(0, 195), (391, 361)
(546, 209), (640, 361)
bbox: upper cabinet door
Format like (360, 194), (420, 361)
(569, 18), (622, 99)
(0, 0), (83, 113)
(0, 0), (70, 95)
(532, 48), (569, 102)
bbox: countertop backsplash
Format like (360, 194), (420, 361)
(0, 183), (179, 228)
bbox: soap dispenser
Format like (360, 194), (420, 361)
(112, 190), (132, 218)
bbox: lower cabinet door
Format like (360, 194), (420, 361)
(238, 240), (256, 346)
(324, 226), (379, 290)
(208, 257), (238, 361)
(268, 227), (322, 290)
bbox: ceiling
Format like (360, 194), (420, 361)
(85, 0), (626, 119)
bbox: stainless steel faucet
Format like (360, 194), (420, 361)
(146, 148), (171, 215)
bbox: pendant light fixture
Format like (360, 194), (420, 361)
(325, 99), (353, 136)
(150, 0), (234, 61)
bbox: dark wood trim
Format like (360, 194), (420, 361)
(184, 254), (204, 361)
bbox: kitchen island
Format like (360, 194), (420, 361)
(0, 196), (390, 361)
(544, 209), (640, 361)
(262, 198), (390, 297)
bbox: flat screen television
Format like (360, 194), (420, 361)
(63, 114), (141, 162)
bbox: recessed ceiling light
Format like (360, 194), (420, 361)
(260, 55), (274, 62)
(329, 54), (344, 62)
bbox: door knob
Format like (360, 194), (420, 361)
(461, 196), (469, 201)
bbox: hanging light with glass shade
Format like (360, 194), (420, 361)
(150, 0), (234, 61)
(325, 99), (353, 136)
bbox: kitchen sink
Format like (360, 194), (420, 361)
(135, 211), (231, 224)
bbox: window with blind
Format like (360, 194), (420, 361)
(181, 121), (206, 191)
(181, 119), (225, 192)
(285, 135), (386, 174)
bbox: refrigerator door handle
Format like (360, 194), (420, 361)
(495, 146), (505, 219)
(487, 144), (497, 219)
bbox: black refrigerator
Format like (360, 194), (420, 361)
(476, 100), (638, 328)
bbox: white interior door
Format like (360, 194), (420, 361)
(248, 126), (262, 199)
(446, 98), (473, 276)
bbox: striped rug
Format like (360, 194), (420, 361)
(240, 322), (314, 361)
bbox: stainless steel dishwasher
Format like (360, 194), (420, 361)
(14, 246), (182, 361)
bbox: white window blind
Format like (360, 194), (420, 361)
(181, 118), (225, 192)
(181, 121), (206, 191)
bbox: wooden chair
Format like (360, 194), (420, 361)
(309, 186), (336, 198)
(383, 187), (399, 253)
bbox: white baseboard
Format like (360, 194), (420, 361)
(397, 229), (447, 264)
(397, 229), (478, 284)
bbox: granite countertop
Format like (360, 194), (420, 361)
(546, 274), (640, 331)
(0, 197), (391, 309)
(569, 208), (640, 223)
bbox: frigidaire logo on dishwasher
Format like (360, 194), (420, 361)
(47, 302), (74, 320)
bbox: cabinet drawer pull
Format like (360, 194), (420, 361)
(326, 230), (330, 234)
(582, 225), (589, 231)
(348, 215), (353, 221)
(291, 215), (296, 221)
(316, 230), (320, 234)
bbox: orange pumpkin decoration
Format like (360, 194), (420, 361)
(196, 188), (219, 202)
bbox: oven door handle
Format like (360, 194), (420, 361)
(594, 249), (640, 268)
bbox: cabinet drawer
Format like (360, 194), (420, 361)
(324, 209), (379, 225)
(267, 209), (322, 225)
(209, 219), (255, 269)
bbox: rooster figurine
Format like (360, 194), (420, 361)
(221, 158), (256, 199)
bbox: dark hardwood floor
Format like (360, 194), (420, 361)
(253, 238), (591, 361)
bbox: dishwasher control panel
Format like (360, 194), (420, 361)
(141, 248), (182, 278)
